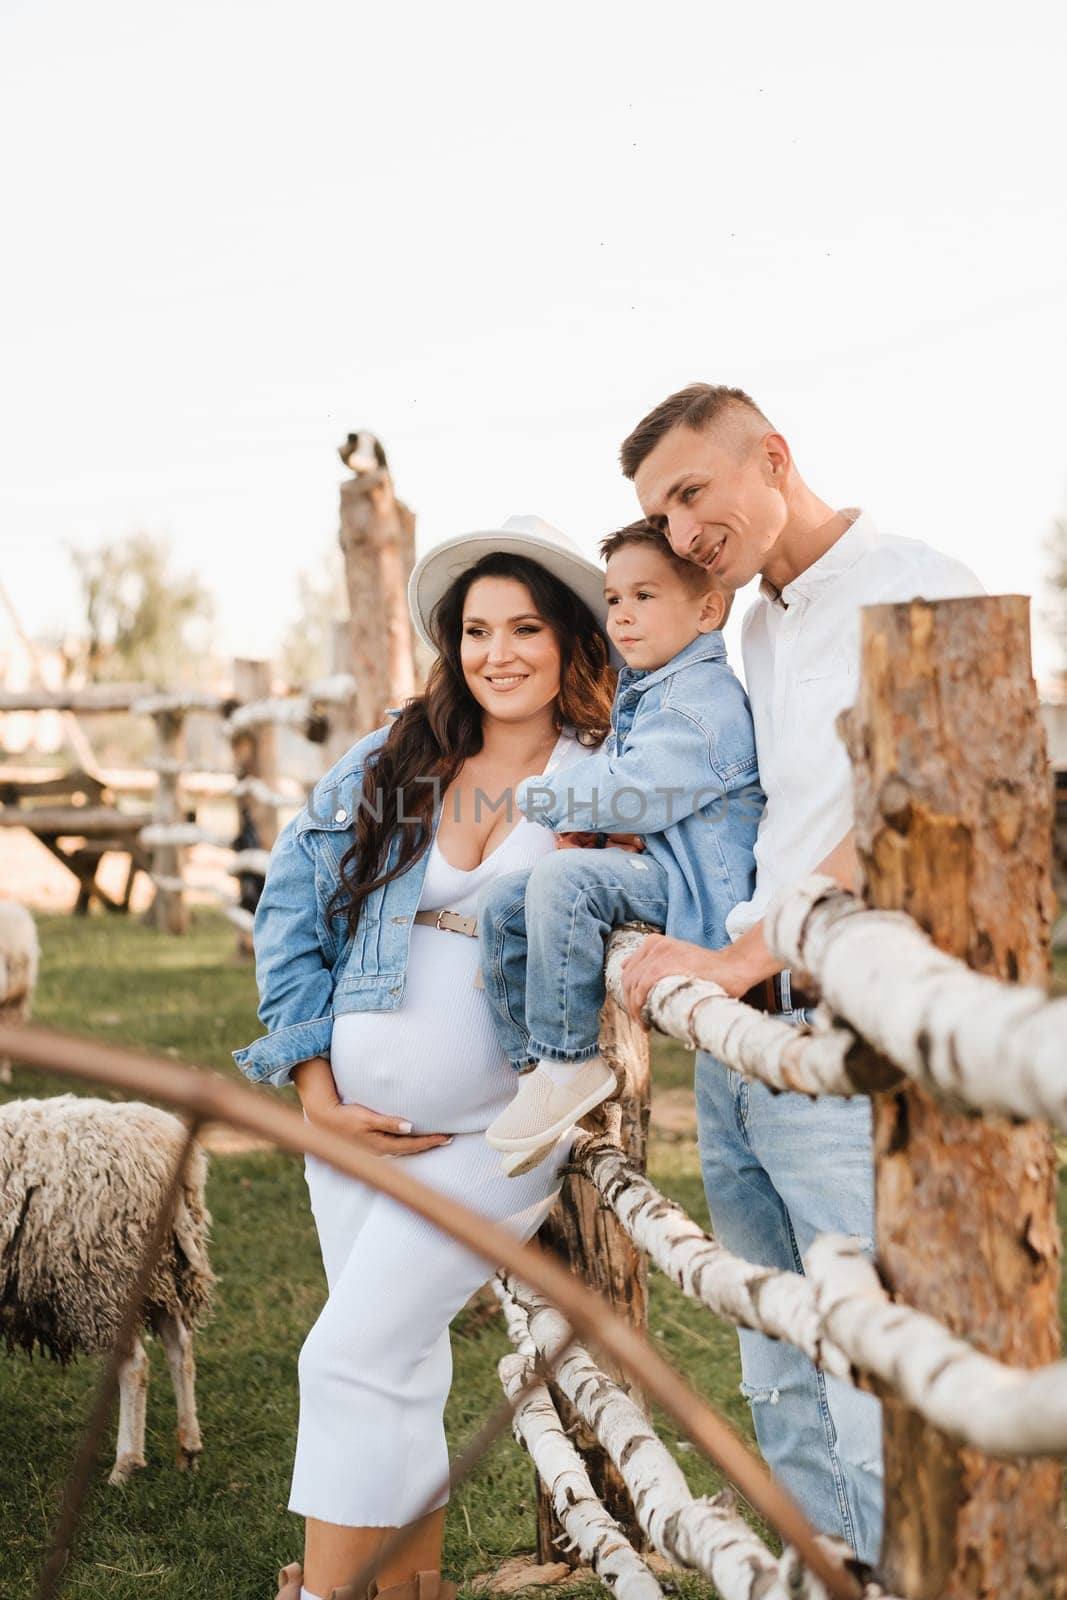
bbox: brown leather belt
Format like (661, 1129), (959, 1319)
(742, 972), (818, 1015)
(413, 907), (483, 986)
(413, 908), (478, 938)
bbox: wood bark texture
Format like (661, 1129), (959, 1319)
(842, 595), (1065, 1598)
(535, 987), (651, 1562)
(498, 1350), (664, 1600)
(148, 708), (189, 934)
(767, 877), (1067, 1129)
(338, 467), (417, 735)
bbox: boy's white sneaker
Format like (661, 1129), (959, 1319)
(485, 1058), (616, 1152)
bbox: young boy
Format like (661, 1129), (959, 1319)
(480, 520), (763, 1174)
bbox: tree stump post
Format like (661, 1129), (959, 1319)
(322, 620), (359, 770)
(148, 708), (189, 934)
(229, 659), (279, 958)
(534, 975), (652, 1563)
(231, 659), (279, 852)
(844, 595), (1066, 1598)
(337, 443), (418, 736)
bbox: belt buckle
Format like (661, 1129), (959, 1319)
(435, 910), (449, 932)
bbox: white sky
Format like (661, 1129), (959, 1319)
(2, 0), (1065, 683)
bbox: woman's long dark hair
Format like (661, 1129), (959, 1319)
(328, 551), (615, 941)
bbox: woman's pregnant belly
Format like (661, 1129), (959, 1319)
(329, 926), (518, 1135)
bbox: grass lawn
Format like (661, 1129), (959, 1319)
(2, 912), (1065, 1600)
(0, 912), (749, 1600)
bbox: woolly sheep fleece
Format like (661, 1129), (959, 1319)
(0, 1096), (215, 1363)
(0, 900), (38, 1021)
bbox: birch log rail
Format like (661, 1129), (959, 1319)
(804, 1236), (1067, 1457)
(534, 988), (652, 1563)
(571, 1133), (850, 1373)
(766, 875), (1067, 1130)
(496, 1278), (838, 1600)
(572, 1135), (1067, 1456)
(498, 1354), (664, 1600)
(603, 930), (880, 1096)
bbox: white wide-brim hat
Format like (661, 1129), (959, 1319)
(407, 513), (613, 657)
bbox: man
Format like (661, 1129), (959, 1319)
(617, 384), (982, 1565)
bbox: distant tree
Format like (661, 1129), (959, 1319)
(279, 546), (347, 688)
(69, 532), (215, 685)
(1048, 513), (1067, 680)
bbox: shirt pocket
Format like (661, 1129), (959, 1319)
(793, 649), (857, 686)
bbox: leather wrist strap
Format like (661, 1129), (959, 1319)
(741, 971), (817, 1014)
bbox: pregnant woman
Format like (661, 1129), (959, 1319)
(234, 516), (616, 1600)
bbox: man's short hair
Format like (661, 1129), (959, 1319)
(599, 520), (734, 623)
(619, 383), (771, 479)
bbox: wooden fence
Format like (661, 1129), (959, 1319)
(1, 594), (1064, 1600)
(493, 595), (1066, 1600)
(0, 662), (356, 940)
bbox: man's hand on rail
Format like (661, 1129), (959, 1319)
(619, 830), (859, 1024)
(620, 932), (770, 1024)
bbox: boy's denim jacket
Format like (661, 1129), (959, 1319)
(233, 720), (434, 1089)
(515, 632), (763, 949)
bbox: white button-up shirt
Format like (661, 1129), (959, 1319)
(725, 510), (984, 941)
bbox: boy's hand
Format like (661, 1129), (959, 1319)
(555, 832), (645, 853)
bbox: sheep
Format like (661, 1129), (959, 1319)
(0, 1094), (215, 1484)
(0, 900), (39, 1086)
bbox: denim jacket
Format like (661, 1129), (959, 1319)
(515, 632), (763, 948)
(233, 720), (594, 1088)
(233, 720), (434, 1088)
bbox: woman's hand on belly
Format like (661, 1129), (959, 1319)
(317, 1099), (453, 1156)
(293, 1055), (452, 1157)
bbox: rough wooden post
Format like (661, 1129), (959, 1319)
(231, 659), (279, 851)
(337, 436), (418, 735)
(534, 975), (652, 1563)
(322, 620), (358, 770)
(844, 595), (1066, 1599)
(149, 709), (189, 934)
(229, 659), (279, 958)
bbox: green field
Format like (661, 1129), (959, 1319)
(2, 913), (1065, 1600)
(0, 913), (754, 1600)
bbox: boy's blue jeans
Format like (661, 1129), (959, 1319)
(477, 847), (670, 1068)
(697, 1038), (884, 1565)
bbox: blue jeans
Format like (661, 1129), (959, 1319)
(477, 848), (670, 1069)
(696, 1036), (884, 1564)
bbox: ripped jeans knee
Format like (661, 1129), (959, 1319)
(740, 1379), (782, 1408)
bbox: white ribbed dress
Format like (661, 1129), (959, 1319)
(290, 733), (592, 1528)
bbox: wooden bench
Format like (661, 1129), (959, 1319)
(0, 769), (153, 914)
